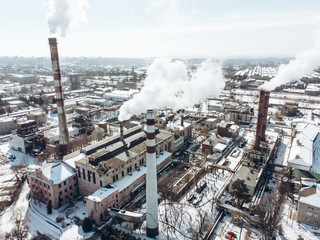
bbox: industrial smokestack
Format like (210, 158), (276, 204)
(146, 109), (159, 238)
(48, 38), (70, 156)
(254, 90), (270, 150)
(180, 112), (184, 127)
(141, 112), (145, 131)
(120, 122), (124, 141)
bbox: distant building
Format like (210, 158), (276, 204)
(10, 120), (38, 153)
(202, 133), (231, 155)
(228, 106), (254, 123)
(217, 121), (240, 139)
(68, 73), (83, 90)
(27, 161), (78, 209)
(103, 89), (139, 103)
(27, 110), (47, 127)
(0, 117), (16, 135)
(7, 74), (39, 85)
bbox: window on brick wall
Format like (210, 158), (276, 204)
(64, 189), (67, 193)
(92, 172), (96, 184)
(59, 184), (61, 188)
(77, 167), (81, 178)
(82, 169), (86, 180)
(64, 181), (66, 186)
(69, 186), (72, 190)
(87, 170), (91, 182)
(307, 212), (312, 216)
(59, 191), (62, 195)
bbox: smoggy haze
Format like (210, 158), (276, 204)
(0, 0), (319, 58)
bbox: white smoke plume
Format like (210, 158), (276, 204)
(118, 58), (225, 121)
(260, 29), (320, 91)
(46, 0), (88, 37)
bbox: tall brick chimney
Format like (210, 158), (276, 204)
(48, 38), (70, 156)
(254, 90), (270, 150)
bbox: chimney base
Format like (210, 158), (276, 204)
(147, 227), (159, 238)
(59, 144), (68, 157)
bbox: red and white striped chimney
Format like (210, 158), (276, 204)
(48, 38), (70, 156)
(120, 121), (124, 141)
(146, 109), (159, 237)
(141, 112), (145, 131)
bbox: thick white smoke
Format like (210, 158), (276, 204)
(260, 29), (320, 91)
(46, 0), (88, 37)
(118, 58), (225, 121)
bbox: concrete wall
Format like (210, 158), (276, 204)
(297, 201), (320, 227)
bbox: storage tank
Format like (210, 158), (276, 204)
(0, 117), (16, 135)
(27, 110), (47, 127)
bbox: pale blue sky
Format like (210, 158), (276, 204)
(0, 0), (319, 58)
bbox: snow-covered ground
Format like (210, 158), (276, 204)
(280, 200), (320, 240)
(134, 170), (229, 239)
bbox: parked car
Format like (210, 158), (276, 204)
(227, 231), (237, 238)
(225, 233), (235, 240)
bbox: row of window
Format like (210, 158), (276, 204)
(307, 206), (320, 212)
(31, 178), (50, 189)
(77, 167), (96, 184)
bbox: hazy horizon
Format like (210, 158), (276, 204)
(1, 0), (319, 58)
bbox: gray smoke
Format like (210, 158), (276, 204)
(46, 0), (88, 37)
(261, 29), (320, 91)
(118, 58), (225, 121)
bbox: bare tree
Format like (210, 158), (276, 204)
(5, 208), (28, 240)
(254, 189), (284, 240)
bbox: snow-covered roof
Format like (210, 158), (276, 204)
(40, 161), (75, 185)
(214, 142), (227, 152)
(167, 120), (191, 131)
(87, 151), (172, 202)
(299, 184), (320, 208)
(288, 123), (320, 173)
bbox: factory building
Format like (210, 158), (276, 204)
(73, 125), (173, 196)
(227, 105), (254, 123)
(63, 122), (173, 225)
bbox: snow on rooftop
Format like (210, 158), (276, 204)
(288, 123), (320, 173)
(167, 119), (191, 131)
(88, 151), (172, 202)
(299, 184), (320, 208)
(41, 161), (75, 185)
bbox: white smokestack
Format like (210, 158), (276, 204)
(260, 29), (320, 91)
(45, 0), (88, 37)
(146, 109), (159, 237)
(118, 58), (225, 121)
